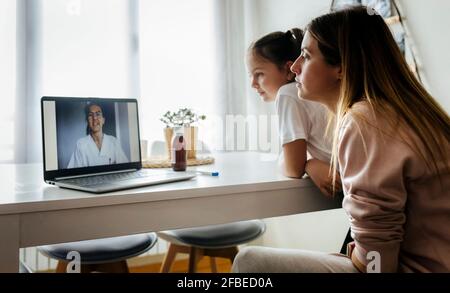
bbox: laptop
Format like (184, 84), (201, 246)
(41, 96), (196, 193)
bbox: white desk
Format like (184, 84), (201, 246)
(0, 152), (340, 272)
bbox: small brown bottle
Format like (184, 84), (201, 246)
(171, 127), (187, 171)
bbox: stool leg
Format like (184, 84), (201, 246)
(160, 243), (179, 273)
(202, 247), (240, 273)
(203, 246), (239, 263)
(209, 257), (217, 273)
(55, 261), (67, 273)
(188, 247), (203, 273)
(227, 246), (239, 262)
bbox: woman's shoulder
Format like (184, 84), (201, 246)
(347, 100), (373, 116)
(344, 101), (385, 128)
(341, 100), (411, 145)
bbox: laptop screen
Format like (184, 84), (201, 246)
(41, 97), (142, 179)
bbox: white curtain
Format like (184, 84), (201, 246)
(14, 0), (42, 164)
(211, 0), (278, 152)
(212, 0), (273, 116)
(0, 0), (16, 162)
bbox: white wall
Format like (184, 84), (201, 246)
(398, 0), (450, 113)
(255, 209), (350, 253)
(258, 0), (331, 34)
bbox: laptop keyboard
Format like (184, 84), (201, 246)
(59, 170), (163, 187)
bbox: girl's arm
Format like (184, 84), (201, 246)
(276, 94), (310, 179)
(280, 139), (307, 178)
(305, 159), (342, 197)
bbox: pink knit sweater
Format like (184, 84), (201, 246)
(338, 102), (450, 273)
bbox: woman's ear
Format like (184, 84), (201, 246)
(285, 61), (294, 72)
(285, 61), (295, 80)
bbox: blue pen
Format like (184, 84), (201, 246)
(196, 170), (219, 176)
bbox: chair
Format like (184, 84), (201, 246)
(38, 233), (157, 273)
(158, 220), (266, 273)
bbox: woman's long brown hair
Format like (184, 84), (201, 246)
(307, 6), (450, 187)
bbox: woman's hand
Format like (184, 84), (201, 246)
(305, 159), (342, 197)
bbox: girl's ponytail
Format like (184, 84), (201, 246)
(289, 28), (304, 48)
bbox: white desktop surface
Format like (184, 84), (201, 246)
(0, 152), (340, 272)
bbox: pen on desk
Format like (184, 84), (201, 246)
(196, 170), (219, 176)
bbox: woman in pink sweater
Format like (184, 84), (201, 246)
(232, 6), (450, 273)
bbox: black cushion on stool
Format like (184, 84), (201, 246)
(159, 220), (266, 249)
(38, 233), (157, 265)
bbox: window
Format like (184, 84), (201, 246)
(42, 0), (133, 97)
(139, 0), (215, 143)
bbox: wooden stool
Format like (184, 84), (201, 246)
(158, 220), (266, 273)
(38, 233), (157, 273)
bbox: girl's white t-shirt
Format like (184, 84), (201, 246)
(275, 83), (332, 162)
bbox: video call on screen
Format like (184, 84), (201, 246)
(43, 99), (140, 171)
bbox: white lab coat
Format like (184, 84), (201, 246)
(67, 134), (129, 168)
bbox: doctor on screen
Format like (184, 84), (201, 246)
(67, 103), (129, 168)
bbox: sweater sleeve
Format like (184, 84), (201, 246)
(338, 113), (408, 273)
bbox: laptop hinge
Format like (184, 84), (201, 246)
(55, 169), (138, 181)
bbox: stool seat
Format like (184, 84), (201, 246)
(158, 220), (266, 249)
(39, 233), (157, 265)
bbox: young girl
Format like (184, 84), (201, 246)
(234, 6), (450, 273)
(247, 29), (341, 197)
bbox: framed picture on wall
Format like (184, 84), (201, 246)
(331, 0), (360, 11)
(331, 0), (392, 18)
(360, 0), (391, 18)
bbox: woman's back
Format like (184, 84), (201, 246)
(339, 101), (450, 272)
